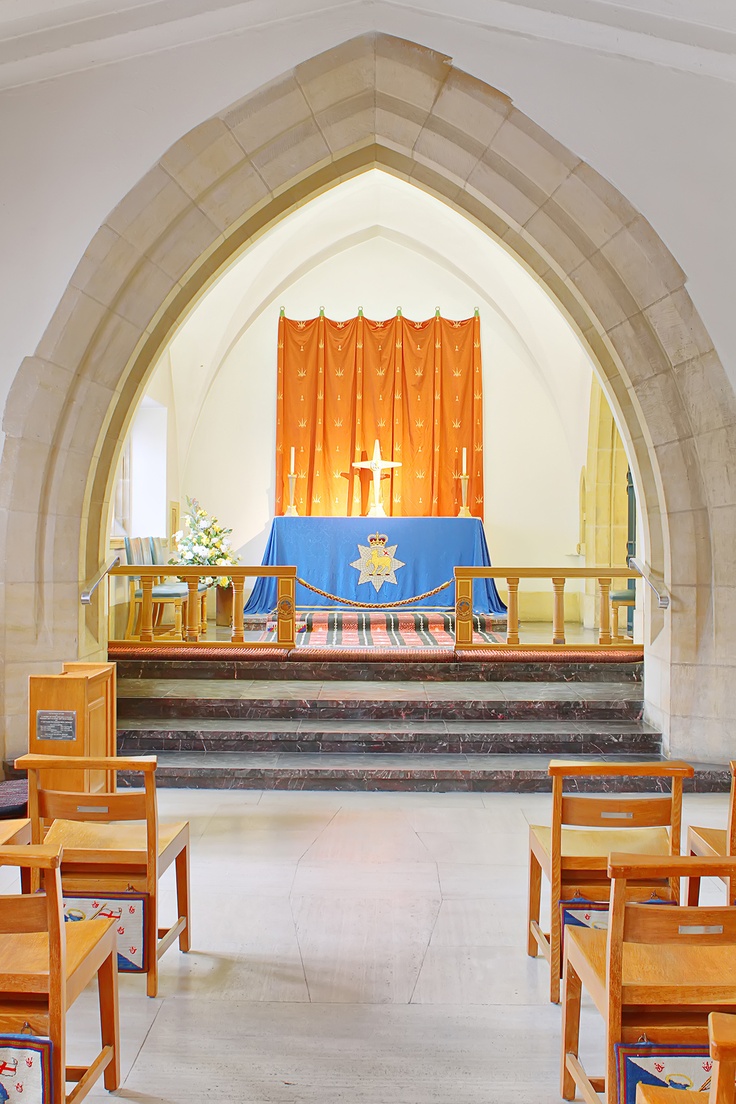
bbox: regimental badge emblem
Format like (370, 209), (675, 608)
(350, 532), (405, 593)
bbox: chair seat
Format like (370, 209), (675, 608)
(133, 584), (188, 599)
(133, 582), (209, 599)
(45, 819), (188, 871)
(568, 927), (736, 1006)
(0, 918), (113, 993)
(611, 589), (636, 603)
(531, 824), (671, 865)
(689, 826), (727, 857)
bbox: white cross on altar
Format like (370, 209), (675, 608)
(352, 439), (401, 517)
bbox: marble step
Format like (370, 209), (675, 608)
(117, 679), (644, 723)
(117, 717), (661, 756)
(117, 752), (731, 793)
(114, 656), (643, 683)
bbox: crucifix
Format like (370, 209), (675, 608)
(352, 439), (401, 517)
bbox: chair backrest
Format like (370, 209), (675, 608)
(123, 537), (155, 567)
(726, 762), (736, 858)
(16, 754), (160, 888)
(549, 759), (694, 845)
(0, 844), (65, 987)
(150, 537), (171, 567)
(607, 855), (736, 1039)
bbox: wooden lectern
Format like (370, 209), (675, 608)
(28, 662), (116, 792)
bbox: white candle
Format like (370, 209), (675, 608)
(290, 447), (295, 474)
(462, 447), (467, 476)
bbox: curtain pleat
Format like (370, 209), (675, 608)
(276, 313), (484, 519)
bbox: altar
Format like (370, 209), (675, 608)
(243, 517), (506, 615)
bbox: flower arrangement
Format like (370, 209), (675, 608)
(171, 497), (239, 587)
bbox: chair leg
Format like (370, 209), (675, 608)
(687, 848), (701, 905)
(125, 597), (138, 640)
(49, 991), (66, 1104)
(200, 592), (207, 634)
(146, 890), (159, 998)
(98, 946), (121, 1091)
(527, 849), (542, 957)
(560, 958), (582, 1101)
(611, 603), (620, 641)
(550, 894), (562, 1004)
(176, 843), (191, 952)
(174, 599), (183, 641)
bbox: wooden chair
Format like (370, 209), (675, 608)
(636, 1011), (736, 1104)
(16, 753), (191, 998)
(123, 536), (208, 640)
(528, 758), (695, 1003)
(562, 854), (736, 1104)
(687, 762), (736, 907)
(611, 587), (636, 641)
(0, 841), (119, 1104)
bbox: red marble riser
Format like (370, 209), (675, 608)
(113, 658), (643, 683)
(117, 699), (644, 722)
(117, 730), (661, 756)
(117, 768), (730, 793)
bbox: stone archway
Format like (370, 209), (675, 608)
(2, 32), (734, 762)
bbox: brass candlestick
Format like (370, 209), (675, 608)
(285, 473), (298, 517)
(457, 474), (471, 518)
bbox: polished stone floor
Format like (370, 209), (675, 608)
(40, 788), (728, 1103)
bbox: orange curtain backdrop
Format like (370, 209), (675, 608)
(276, 313), (484, 518)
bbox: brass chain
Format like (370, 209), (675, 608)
(295, 577), (452, 609)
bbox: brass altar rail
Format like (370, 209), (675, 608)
(108, 565), (297, 648)
(454, 566), (641, 649)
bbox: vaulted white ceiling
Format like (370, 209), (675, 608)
(0, 0), (733, 89)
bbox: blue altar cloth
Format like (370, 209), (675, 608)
(243, 517), (506, 615)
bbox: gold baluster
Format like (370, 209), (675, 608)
(552, 577), (566, 645)
(140, 574), (154, 642)
(598, 577), (612, 645)
(506, 578), (520, 645)
(232, 577), (245, 644)
(185, 577), (200, 642)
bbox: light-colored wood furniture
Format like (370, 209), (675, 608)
(528, 758), (695, 1003)
(0, 841), (120, 1104)
(0, 819), (32, 893)
(687, 761), (736, 906)
(611, 588), (636, 641)
(17, 753), (191, 998)
(123, 536), (208, 641)
(28, 663), (116, 794)
(636, 1011), (736, 1104)
(562, 853), (736, 1104)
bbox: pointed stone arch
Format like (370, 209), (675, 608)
(3, 32), (734, 759)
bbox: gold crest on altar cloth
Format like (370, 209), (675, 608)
(350, 532), (405, 592)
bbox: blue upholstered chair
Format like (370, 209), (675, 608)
(123, 536), (187, 639)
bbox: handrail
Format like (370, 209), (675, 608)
(109, 564), (297, 647)
(454, 564), (645, 649)
(81, 555), (120, 605)
(628, 557), (670, 609)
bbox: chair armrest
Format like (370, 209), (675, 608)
(15, 754), (157, 773)
(608, 852), (736, 880)
(548, 758), (694, 778)
(0, 844), (62, 869)
(709, 1012), (736, 1061)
